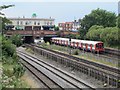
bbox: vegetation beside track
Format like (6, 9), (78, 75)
(38, 42), (118, 68)
(1, 35), (30, 88)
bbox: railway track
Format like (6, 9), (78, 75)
(29, 44), (120, 75)
(20, 59), (60, 89)
(17, 50), (95, 89)
(105, 47), (120, 57)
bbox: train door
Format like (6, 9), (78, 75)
(61, 40), (63, 45)
(85, 44), (88, 51)
(64, 40), (65, 46)
(73, 42), (75, 48)
(76, 42), (79, 48)
(55, 39), (56, 44)
(65, 41), (67, 46)
(58, 40), (59, 45)
(66, 41), (68, 46)
(81, 43), (83, 49)
(90, 44), (92, 51)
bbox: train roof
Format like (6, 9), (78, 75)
(52, 37), (103, 45)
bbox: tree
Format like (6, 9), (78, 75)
(54, 25), (59, 31)
(10, 34), (23, 47)
(0, 5), (14, 33)
(86, 25), (104, 41)
(86, 25), (119, 48)
(82, 8), (116, 29)
(0, 5), (15, 15)
(80, 8), (117, 37)
(2, 36), (16, 57)
(2, 17), (12, 31)
(78, 28), (86, 39)
(117, 14), (120, 28)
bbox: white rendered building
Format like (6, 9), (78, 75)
(8, 14), (55, 30)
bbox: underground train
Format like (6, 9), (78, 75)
(51, 37), (104, 53)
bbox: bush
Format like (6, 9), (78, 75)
(3, 68), (14, 77)
(13, 63), (25, 78)
(86, 26), (119, 48)
(10, 34), (23, 47)
(73, 50), (79, 55)
(2, 37), (16, 57)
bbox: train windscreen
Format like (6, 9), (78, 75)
(96, 43), (104, 49)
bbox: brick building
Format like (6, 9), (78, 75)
(58, 20), (81, 31)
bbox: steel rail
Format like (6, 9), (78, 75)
(17, 50), (95, 90)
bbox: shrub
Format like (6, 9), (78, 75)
(73, 50), (79, 55)
(10, 34), (23, 47)
(13, 63), (25, 78)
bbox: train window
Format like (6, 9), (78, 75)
(96, 43), (104, 49)
(82, 43), (85, 46)
(91, 44), (94, 47)
(81, 43), (83, 46)
(89, 44), (92, 47)
(96, 44), (99, 48)
(85, 44), (88, 46)
(99, 43), (104, 48)
(102, 43), (104, 48)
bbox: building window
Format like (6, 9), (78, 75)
(25, 22), (28, 25)
(47, 22), (49, 25)
(44, 22), (46, 25)
(38, 22), (40, 25)
(60, 24), (62, 26)
(29, 21), (31, 24)
(50, 22), (52, 25)
(20, 21), (23, 25)
(17, 21), (19, 25)
(34, 22), (36, 25)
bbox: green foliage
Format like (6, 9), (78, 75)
(13, 63), (25, 78)
(10, 34), (23, 47)
(80, 8), (117, 38)
(2, 36), (16, 57)
(1, 17), (12, 33)
(0, 17), (2, 31)
(64, 34), (76, 39)
(0, 5), (14, 15)
(117, 14), (120, 28)
(2, 73), (29, 88)
(54, 25), (59, 31)
(73, 50), (79, 55)
(81, 8), (116, 30)
(86, 25), (119, 48)
(78, 28), (86, 39)
(0, 5), (14, 33)
(75, 35), (81, 39)
(86, 25), (104, 41)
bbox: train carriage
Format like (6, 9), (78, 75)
(51, 37), (104, 53)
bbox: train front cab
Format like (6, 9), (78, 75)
(95, 43), (104, 53)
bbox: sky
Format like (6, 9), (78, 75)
(0, 0), (119, 25)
